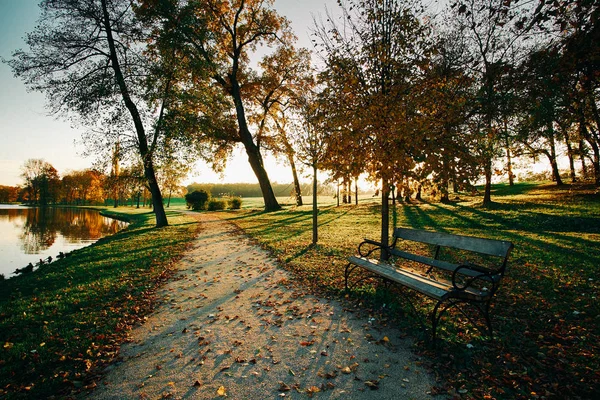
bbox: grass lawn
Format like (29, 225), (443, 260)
(0, 208), (199, 399)
(221, 181), (600, 399)
(1, 183), (597, 399)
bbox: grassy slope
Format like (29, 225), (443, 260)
(222, 182), (600, 399)
(0, 208), (199, 399)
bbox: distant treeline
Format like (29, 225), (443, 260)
(186, 182), (336, 198)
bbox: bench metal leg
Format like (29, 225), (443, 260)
(431, 301), (443, 346)
(482, 301), (493, 338)
(434, 299), (495, 343)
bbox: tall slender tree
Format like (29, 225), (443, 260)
(140, 0), (307, 211)
(8, 0), (169, 226)
(449, 0), (536, 204)
(314, 0), (430, 252)
(294, 90), (329, 245)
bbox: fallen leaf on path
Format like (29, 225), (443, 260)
(278, 382), (291, 391)
(217, 386), (227, 396)
(193, 381), (202, 387)
(306, 386), (321, 397)
(365, 380), (379, 390)
(318, 371), (337, 379)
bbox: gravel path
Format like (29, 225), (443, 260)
(88, 212), (442, 399)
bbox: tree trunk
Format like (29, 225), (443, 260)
(380, 175), (390, 261)
(563, 130), (577, 183)
(354, 177), (358, 205)
(403, 177), (411, 202)
(588, 138), (600, 186)
(167, 190), (172, 207)
(579, 140), (588, 179)
(336, 180), (340, 207)
(440, 175), (450, 203)
(483, 159), (493, 206)
(287, 152), (303, 206)
(586, 95), (600, 185)
(101, 0), (167, 227)
(415, 182), (422, 201)
(228, 61), (280, 212)
(505, 138), (514, 186)
(312, 163), (318, 245)
(547, 127), (564, 185)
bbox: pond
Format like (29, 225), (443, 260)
(0, 206), (128, 278)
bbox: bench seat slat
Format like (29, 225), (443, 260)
(388, 249), (496, 281)
(348, 256), (488, 301)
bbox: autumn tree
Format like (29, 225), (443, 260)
(537, 0), (600, 185)
(20, 159), (60, 206)
(157, 158), (190, 207)
(8, 0), (170, 226)
(513, 47), (575, 185)
(252, 47), (315, 207)
(448, 0), (537, 204)
(0, 186), (20, 203)
(419, 27), (480, 201)
(293, 90), (329, 245)
(139, 0), (307, 211)
(62, 169), (105, 205)
(314, 0), (430, 251)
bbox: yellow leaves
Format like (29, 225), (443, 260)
(306, 385), (321, 395)
(3, 342), (14, 349)
(341, 362), (360, 374)
(217, 385), (227, 396)
(365, 379), (380, 390)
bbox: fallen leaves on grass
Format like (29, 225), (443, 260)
(365, 380), (379, 390)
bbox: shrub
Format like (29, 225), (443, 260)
(185, 190), (210, 210)
(207, 199), (227, 211)
(229, 197), (242, 209)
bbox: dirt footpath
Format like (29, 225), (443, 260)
(88, 213), (442, 399)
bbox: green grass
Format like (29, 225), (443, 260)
(0, 208), (199, 399)
(168, 194), (377, 211)
(2, 184), (597, 399)
(221, 181), (600, 399)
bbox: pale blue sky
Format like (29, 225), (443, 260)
(0, 0), (88, 186)
(0, 0), (339, 187)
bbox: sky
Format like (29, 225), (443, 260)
(0, 0), (340, 187)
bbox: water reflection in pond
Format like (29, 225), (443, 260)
(0, 206), (128, 278)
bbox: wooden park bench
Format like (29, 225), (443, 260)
(345, 227), (514, 343)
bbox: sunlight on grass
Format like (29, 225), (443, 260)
(222, 182), (600, 399)
(0, 208), (199, 399)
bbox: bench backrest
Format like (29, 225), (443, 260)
(391, 227), (513, 276)
(394, 228), (513, 258)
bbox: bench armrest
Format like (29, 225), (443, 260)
(451, 264), (499, 293)
(358, 238), (391, 258)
